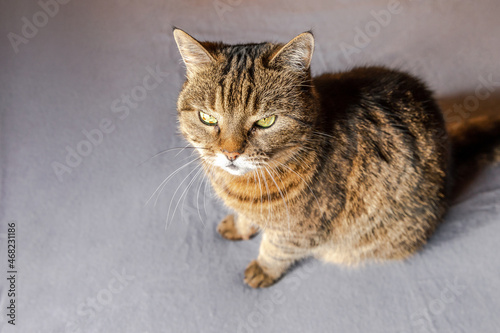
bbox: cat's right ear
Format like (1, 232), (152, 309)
(173, 28), (215, 77)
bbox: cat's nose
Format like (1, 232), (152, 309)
(222, 150), (240, 162)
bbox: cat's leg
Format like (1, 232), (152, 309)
(244, 232), (309, 288)
(217, 214), (259, 241)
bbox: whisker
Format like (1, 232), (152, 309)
(312, 131), (336, 139)
(203, 165), (213, 219)
(137, 146), (207, 167)
(175, 143), (192, 157)
(178, 165), (205, 226)
(195, 166), (207, 227)
(145, 156), (201, 207)
(165, 165), (202, 230)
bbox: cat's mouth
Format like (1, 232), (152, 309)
(211, 153), (257, 176)
(221, 162), (251, 176)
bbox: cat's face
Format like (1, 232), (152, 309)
(174, 29), (316, 176)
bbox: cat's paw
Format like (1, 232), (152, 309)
(217, 215), (258, 241)
(244, 260), (277, 288)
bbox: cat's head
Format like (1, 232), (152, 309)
(174, 29), (317, 176)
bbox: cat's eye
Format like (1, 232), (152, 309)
(199, 111), (218, 126)
(255, 115), (276, 128)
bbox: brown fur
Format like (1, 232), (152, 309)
(173, 29), (500, 288)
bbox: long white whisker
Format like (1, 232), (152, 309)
(203, 170), (211, 219)
(145, 156), (201, 207)
(195, 166), (207, 227)
(165, 165), (202, 230)
(137, 146), (206, 167)
(178, 165), (205, 226)
(152, 158), (201, 208)
(175, 143), (192, 157)
(203, 164), (216, 219)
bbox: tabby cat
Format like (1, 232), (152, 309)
(173, 29), (500, 288)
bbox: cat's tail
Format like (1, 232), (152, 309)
(448, 115), (500, 197)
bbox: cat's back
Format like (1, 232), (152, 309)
(313, 66), (448, 179)
(311, 67), (450, 262)
(313, 66), (446, 155)
(313, 66), (439, 117)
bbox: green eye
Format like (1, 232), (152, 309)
(199, 111), (218, 125)
(255, 115), (276, 128)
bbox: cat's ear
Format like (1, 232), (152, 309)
(173, 28), (215, 77)
(269, 32), (314, 71)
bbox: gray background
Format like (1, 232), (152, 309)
(1, 0), (500, 332)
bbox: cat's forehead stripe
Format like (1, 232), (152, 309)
(243, 84), (253, 111)
(216, 45), (265, 115)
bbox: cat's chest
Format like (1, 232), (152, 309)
(209, 169), (313, 221)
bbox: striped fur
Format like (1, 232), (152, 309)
(174, 29), (498, 288)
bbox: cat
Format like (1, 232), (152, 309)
(173, 28), (500, 288)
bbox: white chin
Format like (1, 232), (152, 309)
(223, 165), (249, 176)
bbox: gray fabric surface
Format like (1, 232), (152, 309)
(1, 0), (500, 332)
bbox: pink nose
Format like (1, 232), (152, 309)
(223, 151), (240, 162)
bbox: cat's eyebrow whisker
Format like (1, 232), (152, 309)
(145, 156), (201, 207)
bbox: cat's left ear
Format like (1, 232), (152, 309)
(173, 28), (215, 77)
(269, 32), (314, 71)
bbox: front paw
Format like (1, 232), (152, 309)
(244, 260), (277, 288)
(217, 215), (258, 241)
